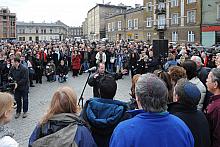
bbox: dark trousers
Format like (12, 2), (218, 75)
(72, 69), (79, 76)
(14, 90), (28, 113)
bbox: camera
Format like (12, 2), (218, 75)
(0, 77), (16, 93)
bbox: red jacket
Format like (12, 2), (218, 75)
(39, 52), (47, 62)
(72, 55), (81, 70)
(206, 94), (220, 147)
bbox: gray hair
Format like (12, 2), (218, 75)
(211, 68), (220, 88)
(135, 73), (168, 112)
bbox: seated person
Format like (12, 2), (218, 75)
(57, 60), (68, 83)
(45, 60), (56, 82)
(29, 86), (96, 147)
(0, 92), (18, 147)
(168, 79), (211, 147)
(81, 76), (129, 147)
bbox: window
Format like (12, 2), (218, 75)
(118, 21), (122, 31)
(147, 33), (151, 41)
(108, 23), (111, 32)
(187, 10), (196, 23)
(3, 16), (6, 20)
(112, 22), (115, 31)
(36, 29), (38, 34)
(29, 37), (32, 41)
(171, 0), (178, 7)
(158, 2), (165, 10)
(172, 32), (178, 42)
(134, 19), (138, 29)
(146, 17), (152, 27)
(50, 29), (53, 33)
(158, 15), (166, 29)
(171, 13), (178, 25)
(218, 4), (220, 19)
(146, 2), (152, 12)
(135, 34), (138, 39)
(128, 19), (133, 30)
(188, 31), (195, 42)
(187, 0), (196, 4)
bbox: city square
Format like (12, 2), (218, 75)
(0, 0), (220, 147)
(6, 73), (131, 146)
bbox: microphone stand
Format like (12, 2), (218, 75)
(78, 71), (92, 108)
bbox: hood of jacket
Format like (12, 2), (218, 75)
(86, 98), (127, 128)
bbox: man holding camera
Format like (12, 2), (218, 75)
(9, 57), (29, 119)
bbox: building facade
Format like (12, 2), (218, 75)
(106, 7), (145, 42)
(0, 7), (16, 40)
(143, 0), (201, 44)
(202, 0), (220, 46)
(82, 18), (88, 39)
(87, 4), (127, 41)
(69, 26), (83, 39)
(16, 20), (68, 42)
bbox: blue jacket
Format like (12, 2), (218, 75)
(81, 98), (129, 147)
(29, 113), (97, 147)
(110, 110), (194, 147)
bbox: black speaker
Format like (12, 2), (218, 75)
(152, 40), (168, 58)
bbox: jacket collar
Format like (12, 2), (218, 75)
(210, 94), (220, 102)
(127, 109), (169, 119)
(168, 102), (197, 113)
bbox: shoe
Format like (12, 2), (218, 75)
(15, 113), (20, 119)
(22, 112), (28, 118)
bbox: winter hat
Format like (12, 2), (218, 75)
(175, 79), (200, 106)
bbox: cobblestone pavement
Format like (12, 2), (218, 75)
(6, 73), (131, 147)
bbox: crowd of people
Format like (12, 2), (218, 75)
(0, 39), (220, 147)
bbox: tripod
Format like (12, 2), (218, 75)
(78, 72), (92, 108)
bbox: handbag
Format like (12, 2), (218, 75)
(29, 67), (35, 75)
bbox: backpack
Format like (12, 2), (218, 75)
(32, 113), (84, 147)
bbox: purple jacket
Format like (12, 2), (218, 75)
(206, 94), (220, 147)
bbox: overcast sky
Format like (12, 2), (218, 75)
(1, 0), (142, 27)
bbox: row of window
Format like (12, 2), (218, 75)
(18, 29), (57, 34)
(146, 0), (196, 12)
(145, 31), (195, 42)
(108, 18), (140, 32)
(146, 10), (196, 27)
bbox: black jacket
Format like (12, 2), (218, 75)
(9, 64), (29, 91)
(57, 65), (68, 76)
(168, 102), (211, 147)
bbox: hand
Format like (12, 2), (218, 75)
(14, 83), (17, 91)
(94, 74), (99, 79)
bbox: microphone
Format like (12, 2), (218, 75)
(84, 66), (97, 73)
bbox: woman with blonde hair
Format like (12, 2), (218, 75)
(0, 92), (18, 147)
(29, 86), (96, 147)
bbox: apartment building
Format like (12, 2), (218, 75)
(69, 26), (83, 39)
(0, 7), (16, 40)
(202, 0), (220, 46)
(16, 20), (68, 42)
(87, 4), (127, 41)
(82, 18), (88, 39)
(143, 0), (201, 44)
(106, 7), (145, 41)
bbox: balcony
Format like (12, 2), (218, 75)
(155, 8), (166, 15)
(154, 25), (167, 31)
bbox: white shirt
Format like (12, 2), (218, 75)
(0, 136), (19, 147)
